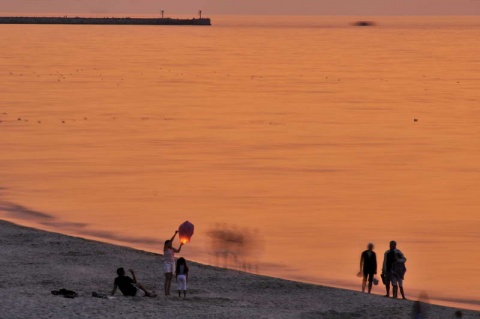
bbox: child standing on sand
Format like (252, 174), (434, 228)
(175, 257), (189, 298)
(164, 231), (183, 296)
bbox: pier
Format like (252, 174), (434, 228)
(0, 16), (211, 26)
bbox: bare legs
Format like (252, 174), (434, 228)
(136, 283), (156, 297)
(164, 273), (173, 296)
(392, 276), (406, 300)
(178, 290), (186, 298)
(362, 274), (373, 294)
(392, 285), (406, 300)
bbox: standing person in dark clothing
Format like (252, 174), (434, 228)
(175, 257), (189, 298)
(382, 240), (407, 298)
(359, 243), (377, 293)
(391, 252), (407, 299)
(111, 267), (156, 297)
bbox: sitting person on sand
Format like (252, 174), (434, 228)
(176, 257), (189, 298)
(111, 267), (156, 297)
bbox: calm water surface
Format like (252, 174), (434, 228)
(1, 16), (479, 310)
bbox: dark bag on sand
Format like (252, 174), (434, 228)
(52, 288), (78, 299)
(380, 274), (387, 285)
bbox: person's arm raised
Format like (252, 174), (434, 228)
(173, 242), (184, 253)
(129, 269), (137, 283)
(170, 230), (179, 242)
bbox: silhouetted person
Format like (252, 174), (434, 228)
(359, 243), (377, 293)
(111, 268), (156, 297)
(382, 240), (407, 298)
(391, 252), (407, 299)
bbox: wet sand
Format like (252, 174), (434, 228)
(0, 220), (478, 319)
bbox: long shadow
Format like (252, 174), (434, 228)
(0, 200), (54, 220)
(0, 194), (160, 246)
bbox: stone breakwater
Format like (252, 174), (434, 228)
(0, 16), (211, 26)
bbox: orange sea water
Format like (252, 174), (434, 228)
(0, 16), (479, 310)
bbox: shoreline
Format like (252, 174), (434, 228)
(1, 216), (479, 312)
(0, 219), (478, 318)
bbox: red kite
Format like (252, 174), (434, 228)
(179, 221), (195, 244)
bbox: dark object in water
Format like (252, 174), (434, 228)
(353, 21), (376, 27)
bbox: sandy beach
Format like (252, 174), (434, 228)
(0, 220), (477, 319)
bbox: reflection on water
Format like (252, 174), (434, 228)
(0, 198), (160, 245)
(0, 16), (479, 310)
(207, 223), (264, 272)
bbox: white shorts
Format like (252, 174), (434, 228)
(132, 284), (142, 296)
(177, 275), (187, 291)
(164, 262), (175, 273)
